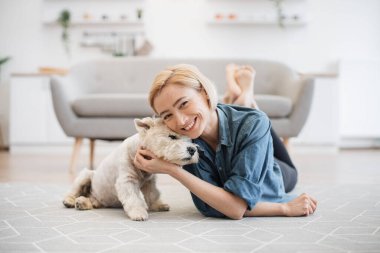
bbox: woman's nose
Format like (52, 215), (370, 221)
(174, 113), (188, 125)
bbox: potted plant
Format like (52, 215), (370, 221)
(269, 0), (285, 28)
(137, 9), (143, 20)
(0, 56), (10, 67)
(0, 56), (11, 82)
(57, 9), (71, 56)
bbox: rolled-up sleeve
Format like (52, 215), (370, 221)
(223, 115), (273, 210)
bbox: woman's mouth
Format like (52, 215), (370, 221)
(182, 117), (197, 131)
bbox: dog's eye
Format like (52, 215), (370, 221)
(169, 134), (178, 140)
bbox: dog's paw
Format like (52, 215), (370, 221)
(128, 207), (149, 221)
(63, 195), (75, 208)
(150, 203), (170, 212)
(75, 196), (93, 210)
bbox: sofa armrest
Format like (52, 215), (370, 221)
(287, 77), (315, 137)
(50, 76), (79, 137)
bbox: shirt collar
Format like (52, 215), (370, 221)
(192, 104), (233, 150)
(216, 104), (233, 147)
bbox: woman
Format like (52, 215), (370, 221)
(134, 63), (317, 220)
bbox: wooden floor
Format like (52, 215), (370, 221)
(0, 147), (109, 184)
(1, 146), (380, 185)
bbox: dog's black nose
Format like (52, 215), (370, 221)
(187, 146), (196, 156)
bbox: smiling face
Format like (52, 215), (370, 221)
(153, 84), (212, 139)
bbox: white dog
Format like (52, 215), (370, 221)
(63, 117), (199, 221)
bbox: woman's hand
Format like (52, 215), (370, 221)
(133, 146), (180, 175)
(283, 193), (318, 217)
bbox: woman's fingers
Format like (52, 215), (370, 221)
(298, 193), (318, 216)
(304, 198), (310, 216)
(305, 195), (317, 215)
(133, 153), (142, 168)
(306, 198), (313, 215)
(136, 149), (150, 160)
(310, 196), (318, 206)
(138, 148), (157, 159)
(308, 205), (314, 215)
(306, 195), (317, 213)
(284, 193), (318, 217)
(134, 153), (152, 172)
(310, 199), (317, 212)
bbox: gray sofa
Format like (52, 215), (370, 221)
(50, 58), (314, 172)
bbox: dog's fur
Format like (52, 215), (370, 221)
(63, 117), (199, 221)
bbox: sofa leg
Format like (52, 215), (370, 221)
(69, 138), (83, 175)
(89, 139), (95, 170)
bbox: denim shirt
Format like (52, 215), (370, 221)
(183, 104), (294, 218)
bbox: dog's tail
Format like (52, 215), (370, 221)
(63, 168), (94, 208)
(76, 168), (94, 196)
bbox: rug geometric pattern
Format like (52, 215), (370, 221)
(1, 183), (380, 252)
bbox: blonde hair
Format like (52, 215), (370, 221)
(149, 64), (218, 113)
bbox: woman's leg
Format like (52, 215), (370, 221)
(233, 65), (256, 108)
(271, 128), (296, 169)
(225, 65), (259, 109)
(226, 64), (298, 192)
(223, 64), (241, 104)
(276, 158), (298, 193)
(271, 128), (298, 192)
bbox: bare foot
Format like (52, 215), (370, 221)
(283, 193), (317, 217)
(233, 65), (258, 108)
(223, 63), (241, 104)
(235, 65), (255, 92)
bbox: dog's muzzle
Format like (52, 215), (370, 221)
(181, 146), (198, 161)
(187, 146), (196, 156)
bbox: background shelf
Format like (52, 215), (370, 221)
(43, 20), (145, 26)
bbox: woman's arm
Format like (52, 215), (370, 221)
(134, 148), (317, 219)
(134, 148), (247, 219)
(169, 165), (247, 219)
(245, 193), (317, 217)
(171, 167), (317, 218)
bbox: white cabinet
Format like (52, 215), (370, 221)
(293, 76), (340, 146)
(10, 75), (71, 147)
(339, 59), (380, 138)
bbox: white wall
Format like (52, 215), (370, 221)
(1, 0), (380, 147)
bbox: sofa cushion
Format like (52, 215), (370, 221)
(255, 95), (292, 118)
(218, 94), (292, 118)
(72, 93), (292, 118)
(71, 94), (154, 117)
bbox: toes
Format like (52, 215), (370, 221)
(235, 67), (254, 80)
(243, 65), (255, 73)
(226, 63), (238, 71)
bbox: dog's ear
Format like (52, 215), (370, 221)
(134, 117), (155, 134)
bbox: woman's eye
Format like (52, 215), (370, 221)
(169, 134), (178, 140)
(163, 114), (172, 121)
(179, 101), (188, 108)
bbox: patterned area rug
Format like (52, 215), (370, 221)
(0, 182), (380, 253)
